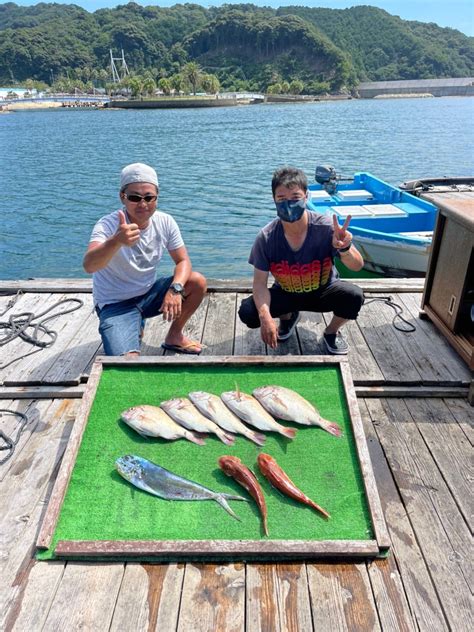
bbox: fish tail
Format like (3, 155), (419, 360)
(185, 431), (206, 445)
(221, 493), (249, 502)
(249, 431), (266, 446)
(219, 431), (236, 445)
(309, 500), (331, 520)
(263, 516), (269, 537)
(322, 419), (343, 437)
(281, 426), (297, 439)
(215, 494), (242, 521)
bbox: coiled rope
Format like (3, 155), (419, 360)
(0, 295), (84, 369)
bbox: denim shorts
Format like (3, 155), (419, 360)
(95, 276), (173, 355)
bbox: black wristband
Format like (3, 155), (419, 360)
(338, 242), (352, 253)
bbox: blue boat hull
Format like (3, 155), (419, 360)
(307, 172), (437, 277)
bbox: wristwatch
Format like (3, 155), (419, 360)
(169, 282), (185, 296)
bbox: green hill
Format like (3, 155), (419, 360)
(0, 2), (472, 91)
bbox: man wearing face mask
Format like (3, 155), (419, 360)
(83, 162), (207, 356)
(238, 166), (365, 354)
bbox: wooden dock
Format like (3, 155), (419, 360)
(0, 278), (472, 631)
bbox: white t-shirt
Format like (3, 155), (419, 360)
(90, 209), (184, 307)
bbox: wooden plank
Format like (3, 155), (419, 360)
(36, 363), (103, 549)
(0, 400), (77, 551)
(0, 400), (78, 631)
(201, 293), (237, 355)
(2, 293), (90, 386)
(328, 313), (385, 384)
(41, 562), (124, 630)
(355, 385), (469, 398)
(396, 292), (471, 383)
(0, 291), (28, 317)
(0, 278), (426, 294)
(95, 355), (345, 368)
(307, 563), (380, 631)
(0, 279), (93, 293)
(39, 307), (102, 384)
(296, 310), (327, 355)
(297, 308), (385, 383)
(0, 398), (51, 482)
(54, 539), (380, 559)
(356, 294), (422, 383)
(139, 312), (167, 356)
(340, 362), (390, 551)
(359, 399), (447, 631)
(233, 293), (266, 356)
(0, 292), (56, 380)
(246, 563), (313, 632)
(1, 562), (64, 632)
(367, 559), (416, 632)
(177, 564), (245, 632)
(403, 398), (473, 528)
(109, 563), (184, 631)
(0, 385), (86, 399)
(443, 398), (474, 443)
(365, 398), (472, 629)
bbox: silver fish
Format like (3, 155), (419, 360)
(121, 405), (205, 445)
(221, 390), (296, 439)
(115, 455), (247, 520)
(188, 391), (266, 446)
(160, 397), (235, 445)
(253, 385), (342, 437)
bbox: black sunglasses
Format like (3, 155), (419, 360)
(124, 193), (157, 204)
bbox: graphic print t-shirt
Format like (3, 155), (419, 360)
(249, 212), (339, 293)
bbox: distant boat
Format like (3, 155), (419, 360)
(307, 166), (447, 277)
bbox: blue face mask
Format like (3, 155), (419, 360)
(275, 197), (306, 223)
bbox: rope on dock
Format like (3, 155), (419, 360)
(0, 409), (28, 465)
(0, 297), (84, 370)
(363, 296), (416, 332)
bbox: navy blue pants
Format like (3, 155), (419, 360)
(238, 280), (364, 328)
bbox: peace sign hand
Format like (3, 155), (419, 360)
(332, 214), (352, 250)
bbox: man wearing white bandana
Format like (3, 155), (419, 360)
(83, 162), (206, 356)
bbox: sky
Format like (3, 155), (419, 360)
(6, 1), (474, 37)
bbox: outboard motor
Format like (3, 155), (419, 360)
(315, 164), (338, 194)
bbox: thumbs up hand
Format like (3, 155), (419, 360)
(332, 214), (352, 250)
(115, 210), (140, 247)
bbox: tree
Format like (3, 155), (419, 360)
(289, 79), (304, 94)
(182, 61), (202, 95)
(128, 76), (143, 97)
(158, 77), (172, 95)
(142, 75), (156, 95)
(169, 73), (184, 93)
(201, 73), (220, 94)
(267, 83), (281, 94)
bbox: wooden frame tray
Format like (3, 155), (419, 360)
(37, 356), (390, 560)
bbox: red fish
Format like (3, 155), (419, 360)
(218, 455), (269, 536)
(257, 453), (330, 520)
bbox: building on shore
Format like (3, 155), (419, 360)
(357, 77), (474, 98)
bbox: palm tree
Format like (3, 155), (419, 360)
(182, 62), (202, 95)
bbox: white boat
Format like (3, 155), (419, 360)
(307, 167), (474, 277)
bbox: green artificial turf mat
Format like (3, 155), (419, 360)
(38, 364), (374, 560)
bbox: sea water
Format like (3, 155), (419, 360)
(1, 97), (473, 280)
